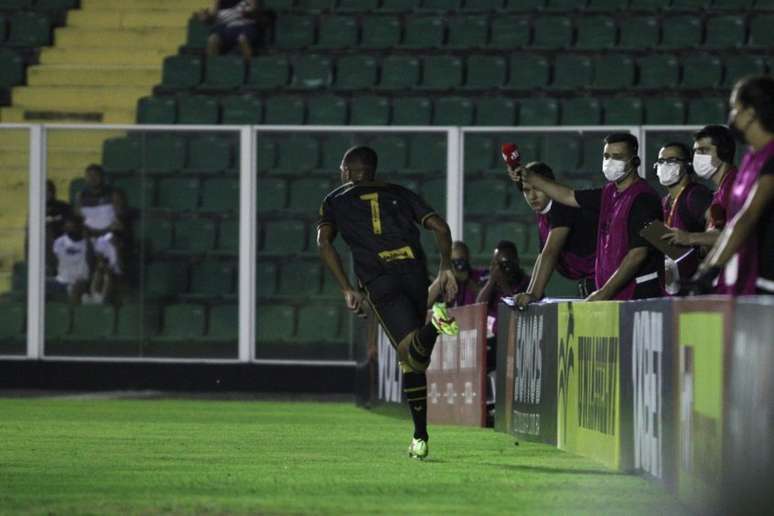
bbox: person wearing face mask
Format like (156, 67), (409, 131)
(513, 133), (663, 301)
(505, 161), (598, 308)
(693, 75), (774, 296)
(427, 241), (485, 307)
(654, 143), (712, 295)
(476, 240), (529, 329)
(49, 215), (92, 305)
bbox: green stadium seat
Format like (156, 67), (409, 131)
(0, 0), (32, 7)
(433, 97), (473, 125)
(257, 177), (287, 211)
(349, 95), (390, 125)
(464, 134), (494, 172)
(392, 97), (432, 125)
(45, 303), (71, 339)
(207, 305), (238, 341)
(400, 16), (444, 48)
(143, 261), (187, 298)
(629, 0), (668, 7)
(68, 177), (85, 206)
(161, 55), (202, 91)
(420, 55), (462, 90)
(246, 56), (289, 90)
(502, 133), (542, 163)
(447, 15), (487, 48)
(0, 15), (7, 43)
(749, 15), (774, 47)
(159, 304), (206, 339)
(275, 15), (315, 49)
(264, 95), (305, 125)
(257, 261), (277, 298)
(177, 95), (219, 124)
(637, 54), (679, 89)
(35, 0), (77, 10)
(200, 56), (244, 91)
(723, 55), (766, 88)
(380, 0), (416, 10)
(575, 16), (616, 49)
(141, 134), (186, 174)
(314, 15), (357, 49)
(482, 223), (514, 257)
(276, 135), (319, 172)
(189, 260), (235, 297)
(186, 17), (208, 49)
(8, 12), (50, 47)
(360, 15), (401, 49)
(544, 0), (582, 9)
(218, 218), (238, 252)
(297, 305), (341, 342)
(297, 0), (335, 9)
(660, 16), (701, 48)
(489, 16), (530, 49)
(503, 0), (545, 10)
(257, 137), (277, 172)
(586, 0), (625, 9)
(114, 304), (159, 340)
(619, 16), (658, 49)
(603, 97), (644, 125)
(261, 219), (306, 254)
(519, 98), (559, 125)
(465, 179), (508, 214)
(507, 54), (549, 90)
(290, 54), (332, 90)
(464, 55), (506, 89)
(420, 178), (445, 216)
(68, 305), (114, 339)
(463, 221), (483, 255)
(531, 16), (573, 49)
(257, 304), (294, 342)
(711, 0), (753, 8)
(475, 97), (516, 126)
(644, 97), (686, 124)
(409, 134), (446, 172)
(542, 134), (581, 173)
(461, 0), (501, 9)
(681, 53), (722, 89)
(142, 217), (174, 254)
(187, 135), (232, 174)
(579, 133), (605, 173)
(137, 96), (176, 124)
(279, 260), (322, 295)
(334, 55), (378, 90)
(561, 97), (601, 125)
(704, 15), (746, 48)
(0, 49), (23, 87)
(592, 54), (635, 90)
(670, 0), (708, 8)
(370, 135), (407, 173)
(201, 178), (238, 213)
(0, 302), (24, 345)
(339, 0), (380, 10)
(307, 95), (347, 125)
(157, 177), (199, 211)
(318, 134), (355, 171)
(688, 97), (726, 125)
(288, 178), (332, 212)
(551, 54), (593, 90)
(221, 95), (262, 124)
(103, 137), (142, 174)
(421, 0), (462, 9)
(113, 177), (155, 210)
(173, 218), (217, 253)
(378, 55), (420, 90)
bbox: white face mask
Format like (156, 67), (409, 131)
(602, 158), (628, 182)
(692, 153), (718, 178)
(656, 163), (683, 186)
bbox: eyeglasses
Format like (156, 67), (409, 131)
(654, 158), (686, 166)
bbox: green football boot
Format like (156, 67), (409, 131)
(431, 302), (460, 336)
(408, 437), (429, 460)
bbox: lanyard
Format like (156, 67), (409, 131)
(667, 184), (689, 227)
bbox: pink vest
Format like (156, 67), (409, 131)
(707, 167), (737, 231)
(537, 213), (596, 281)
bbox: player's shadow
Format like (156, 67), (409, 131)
(482, 463), (621, 476)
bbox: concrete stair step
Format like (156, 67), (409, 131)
(54, 27), (185, 48)
(27, 65), (160, 87)
(81, 0), (208, 10)
(0, 106), (136, 124)
(67, 9), (190, 29)
(40, 47), (173, 66)
(12, 86), (148, 111)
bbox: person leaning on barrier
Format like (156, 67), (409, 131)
(506, 161), (598, 308)
(427, 241), (485, 307)
(513, 133), (664, 301)
(693, 75), (774, 296)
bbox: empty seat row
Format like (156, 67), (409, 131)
(109, 176), (239, 212)
(258, 258), (347, 299)
(138, 216), (237, 255)
(186, 12), (774, 51)
(0, 11), (51, 47)
(102, 134), (236, 174)
(463, 220), (541, 257)
(0, 47), (22, 87)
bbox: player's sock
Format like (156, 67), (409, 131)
(402, 371), (428, 441)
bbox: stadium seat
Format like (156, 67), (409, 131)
(637, 54), (679, 89)
(531, 16), (573, 49)
(307, 95), (347, 125)
(186, 135), (232, 174)
(177, 95), (219, 124)
(201, 178), (239, 213)
(629, 0), (668, 8)
(173, 218), (217, 253)
(68, 305), (115, 340)
(45, 303), (71, 339)
(161, 55), (202, 91)
(378, 55), (420, 90)
(257, 261), (278, 298)
(421, 0), (462, 10)
(275, 16), (315, 49)
(189, 260), (235, 297)
(339, 0), (380, 10)
(257, 137), (277, 172)
(551, 54), (593, 90)
(370, 135), (408, 173)
(704, 15), (746, 48)
(518, 98), (559, 125)
(585, 0), (625, 10)
(257, 304), (294, 341)
(722, 55), (766, 88)
(296, 305), (341, 342)
(0, 15), (7, 43)
(482, 223), (514, 257)
(143, 261), (188, 298)
(670, 0), (708, 9)
(349, 95), (390, 125)
(602, 97), (644, 125)
(290, 55), (333, 89)
(574, 15), (616, 49)
(276, 135), (319, 172)
(749, 15), (774, 47)
(314, 15), (358, 49)
(8, 12), (51, 47)
(157, 178), (199, 211)
(278, 260), (322, 295)
(221, 95), (262, 124)
(36, 0), (77, 11)
(489, 16), (531, 49)
(216, 218), (238, 253)
(261, 219), (306, 254)
(660, 16), (701, 48)
(541, 134), (581, 173)
(711, 0), (754, 8)
(246, 56), (289, 90)
(288, 178), (332, 212)
(464, 134), (494, 172)
(644, 97), (686, 124)
(688, 97), (725, 124)
(297, 0), (336, 10)
(113, 177), (155, 210)
(475, 97), (517, 126)
(400, 16), (444, 48)
(420, 55), (463, 90)
(503, 0), (545, 9)
(592, 54), (635, 90)
(681, 53), (723, 89)
(186, 17), (208, 49)
(447, 15), (487, 49)
(392, 97), (432, 125)
(141, 134), (186, 174)
(114, 304), (160, 340)
(360, 15), (401, 49)
(465, 179), (508, 214)
(408, 134), (446, 172)
(420, 178), (445, 215)
(433, 97), (474, 125)
(264, 95), (305, 125)
(619, 16), (658, 49)
(507, 54), (550, 90)
(319, 134), (356, 171)
(137, 96), (176, 124)
(461, 0), (501, 10)
(207, 305), (238, 341)
(464, 55), (507, 89)
(463, 221), (483, 255)
(103, 137), (142, 174)
(200, 56), (244, 91)
(159, 304), (206, 339)
(561, 97), (602, 125)
(544, 0), (582, 9)
(334, 55), (378, 90)
(143, 218), (174, 255)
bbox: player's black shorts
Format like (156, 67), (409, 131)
(363, 270), (430, 348)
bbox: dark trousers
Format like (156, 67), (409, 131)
(362, 270), (430, 349)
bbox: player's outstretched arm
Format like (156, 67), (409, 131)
(516, 226), (570, 308)
(423, 214), (458, 303)
(513, 166), (580, 208)
(317, 224), (364, 314)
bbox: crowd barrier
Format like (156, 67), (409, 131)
(496, 296), (774, 513)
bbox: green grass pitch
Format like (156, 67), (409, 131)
(0, 397), (688, 515)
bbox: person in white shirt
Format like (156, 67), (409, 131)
(50, 216), (91, 304)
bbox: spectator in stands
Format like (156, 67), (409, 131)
(653, 142), (712, 295)
(694, 75), (774, 296)
(76, 164), (116, 238)
(427, 241), (485, 307)
(199, 0), (275, 62)
(50, 215), (91, 305)
(45, 180), (72, 278)
(507, 161), (598, 307)
(476, 240), (528, 345)
(515, 133), (664, 301)
(82, 232), (123, 305)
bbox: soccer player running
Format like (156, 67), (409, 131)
(506, 161), (598, 308)
(316, 146), (460, 460)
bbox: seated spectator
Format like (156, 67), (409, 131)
(199, 0), (275, 62)
(83, 232), (123, 305)
(50, 216), (91, 305)
(45, 180), (72, 278)
(76, 164), (116, 238)
(427, 241), (485, 307)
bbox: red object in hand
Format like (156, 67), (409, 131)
(501, 143), (521, 169)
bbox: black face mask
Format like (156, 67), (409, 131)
(451, 258), (469, 272)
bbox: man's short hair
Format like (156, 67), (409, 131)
(517, 161), (555, 192)
(604, 133), (639, 155)
(343, 146), (378, 173)
(693, 125), (736, 163)
(734, 75), (774, 133)
(85, 163), (104, 175)
(495, 240), (518, 258)
(452, 240), (470, 255)
(661, 141), (692, 160)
